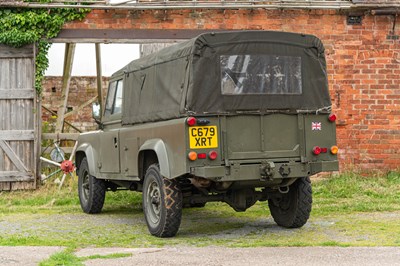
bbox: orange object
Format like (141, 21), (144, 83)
(188, 151), (197, 161)
(330, 146), (339, 155)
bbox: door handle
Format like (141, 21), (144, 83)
(113, 137), (118, 148)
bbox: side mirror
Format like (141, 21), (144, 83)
(92, 102), (101, 122)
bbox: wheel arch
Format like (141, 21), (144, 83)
(75, 143), (97, 176)
(138, 139), (171, 180)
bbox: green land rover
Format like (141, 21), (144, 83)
(75, 31), (339, 237)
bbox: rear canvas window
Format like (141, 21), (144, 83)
(221, 55), (302, 95)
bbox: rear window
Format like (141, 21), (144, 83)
(220, 55), (302, 95)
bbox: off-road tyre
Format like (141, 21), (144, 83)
(143, 164), (183, 237)
(268, 176), (312, 228)
(78, 158), (106, 214)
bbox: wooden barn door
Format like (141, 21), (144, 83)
(0, 44), (39, 191)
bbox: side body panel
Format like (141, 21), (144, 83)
(99, 118), (188, 180)
(122, 119), (187, 179)
(76, 131), (102, 177)
(98, 130), (120, 173)
(78, 119), (187, 181)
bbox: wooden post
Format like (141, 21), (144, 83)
(55, 43), (76, 133)
(95, 43), (103, 115)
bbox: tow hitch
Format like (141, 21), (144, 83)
(260, 161), (275, 180)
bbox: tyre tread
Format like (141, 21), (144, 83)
(161, 176), (183, 237)
(268, 176), (312, 228)
(78, 158), (106, 214)
(144, 163), (182, 238)
(88, 175), (106, 214)
(290, 176), (312, 228)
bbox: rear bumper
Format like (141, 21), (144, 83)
(309, 160), (339, 174)
(190, 160), (339, 182)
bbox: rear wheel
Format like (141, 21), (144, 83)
(142, 164), (182, 237)
(78, 158), (106, 214)
(268, 176), (312, 228)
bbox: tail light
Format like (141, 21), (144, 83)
(197, 153), (207, 159)
(188, 151), (218, 161)
(328, 113), (337, 122)
(313, 146), (322, 155)
(187, 117), (197, 126)
(330, 146), (339, 155)
(208, 150), (218, 160)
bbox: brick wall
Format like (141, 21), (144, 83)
(58, 9), (400, 172)
(42, 76), (108, 132)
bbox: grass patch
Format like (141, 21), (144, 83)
(313, 171), (400, 215)
(0, 173), (141, 214)
(39, 248), (132, 266)
(39, 248), (82, 266)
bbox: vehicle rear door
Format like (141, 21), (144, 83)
(222, 114), (302, 161)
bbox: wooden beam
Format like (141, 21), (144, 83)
(55, 43), (76, 133)
(51, 29), (221, 43)
(41, 147), (74, 154)
(64, 95), (98, 119)
(95, 43), (103, 115)
(42, 133), (79, 140)
(41, 105), (82, 133)
(0, 172), (34, 182)
(0, 130), (34, 141)
(0, 140), (29, 172)
(0, 44), (34, 58)
(0, 89), (35, 99)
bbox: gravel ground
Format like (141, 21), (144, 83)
(0, 210), (399, 265)
(1, 211), (399, 246)
(0, 246), (64, 266)
(79, 247), (400, 266)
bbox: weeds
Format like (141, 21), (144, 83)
(39, 248), (132, 266)
(313, 171), (400, 215)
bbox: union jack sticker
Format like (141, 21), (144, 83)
(312, 122), (322, 131)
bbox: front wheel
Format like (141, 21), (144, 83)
(78, 158), (106, 214)
(268, 176), (312, 228)
(142, 164), (183, 237)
